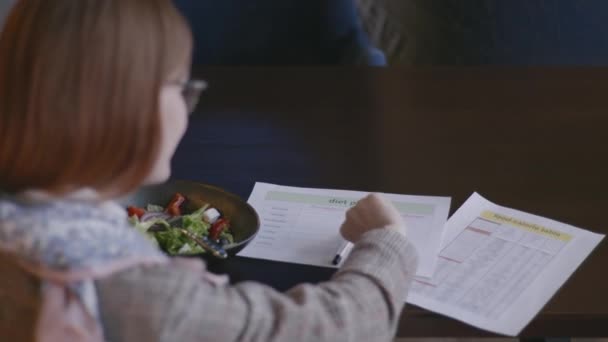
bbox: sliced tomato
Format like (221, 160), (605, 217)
(127, 206), (146, 219)
(166, 193), (186, 216)
(209, 218), (230, 240)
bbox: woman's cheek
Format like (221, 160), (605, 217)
(161, 89), (188, 146)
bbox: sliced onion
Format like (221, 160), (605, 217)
(141, 212), (171, 222)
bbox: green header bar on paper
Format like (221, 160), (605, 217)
(265, 191), (435, 215)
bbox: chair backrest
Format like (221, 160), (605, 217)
(0, 251), (41, 342)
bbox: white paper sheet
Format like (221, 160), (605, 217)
(238, 182), (451, 277)
(407, 193), (605, 336)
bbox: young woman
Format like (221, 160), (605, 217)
(0, 1), (417, 341)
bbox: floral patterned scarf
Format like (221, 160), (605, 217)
(0, 189), (227, 341)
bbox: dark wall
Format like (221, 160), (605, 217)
(484, 0), (608, 65)
(403, 0), (608, 65)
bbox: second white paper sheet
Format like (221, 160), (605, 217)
(407, 193), (605, 336)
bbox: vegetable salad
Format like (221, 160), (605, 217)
(126, 193), (234, 255)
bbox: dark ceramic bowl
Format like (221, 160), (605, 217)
(117, 180), (260, 257)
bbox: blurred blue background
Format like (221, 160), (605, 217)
(485, 0), (608, 65)
(173, 0), (386, 65)
(412, 0), (608, 65)
(1, 0), (607, 65)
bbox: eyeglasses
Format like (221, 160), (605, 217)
(181, 79), (208, 114)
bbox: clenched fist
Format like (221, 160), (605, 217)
(340, 193), (407, 242)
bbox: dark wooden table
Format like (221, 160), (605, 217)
(172, 67), (608, 338)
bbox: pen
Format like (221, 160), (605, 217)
(332, 241), (353, 265)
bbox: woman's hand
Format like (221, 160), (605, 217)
(340, 193), (407, 242)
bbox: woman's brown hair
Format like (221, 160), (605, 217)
(0, 0), (192, 196)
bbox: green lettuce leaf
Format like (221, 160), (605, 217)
(128, 203), (216, 255)
(181, 205), (210, 236)
(128, 216), (167, 247)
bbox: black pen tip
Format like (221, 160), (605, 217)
(332, 255), (341, 265)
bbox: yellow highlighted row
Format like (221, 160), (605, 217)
(482, 211), (572, 242)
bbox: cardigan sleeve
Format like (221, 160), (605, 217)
(96, 228), (418, 342)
